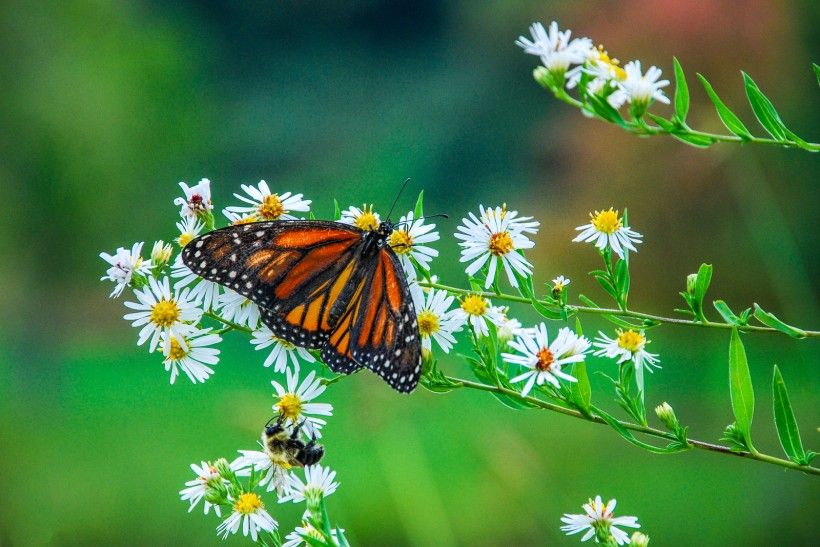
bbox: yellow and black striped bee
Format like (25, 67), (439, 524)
(262, 416), (324, 468)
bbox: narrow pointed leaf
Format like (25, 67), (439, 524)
(570, 361), (592, 415)
(772, 365), (808, 464)
(414, 190), (424, 218)
(333, 199), (341, 220)
(753, 303), (807, 338)
(586, 93), (627, 127)
(648, 113), (676, 132)
(742, 72), (787, 140)
(673, 57), (689, 123)
(713, 300), (741, 325)
(671, 131), (714, 148)
(593, 406), (688, 454)
(814, 63), (820, 86)
(728, 328), (755, 452)
(696, 74), (753, 139)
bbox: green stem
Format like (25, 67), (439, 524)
(550, 90), (820, 151)
(420, 282), (820, 338)
(205, 311), (253, 334)
(444, 375), (820, 476)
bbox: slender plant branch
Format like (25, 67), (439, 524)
(444, 375), (820, 476)
(551, 90), (820, 151)
(419, 282), (820, 338)
(205, 311), (253, 334)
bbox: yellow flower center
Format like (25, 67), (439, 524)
(177, 232), (195, 247)
(594, 46), (626, 81)
(166, 337), (187, 360)
(461, 295), (488, 316)
(232, 214), (259, 225)
(535, 347), (555, 371)
(275, 393), (303, 420)
(354, 205), (379, 231)
(617, 330), (645, 353)
(150, 300), (180, 327)
(234, 492), (263, 515)
(488, 231), (514, 256)
(417, 310), (439, 336)
(258, 194), (285, 220)
(388, 230), (413, 254)
(590, 209), (622, 234)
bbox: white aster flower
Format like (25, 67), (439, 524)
(216, 492), (277, 541)
(593, 329), (660, 395)
(608, 60), (670, 111)
(272, 369), (333, 438)
(174, 178), (213, 219)
(575, 45), (627, 93)
(452, 294), (504, 337)
(175, 215), (204, 248)
(179, 461), (224, 516)
(225, 180), (311, 221)
(495, 308), (533, 344)
(217, 288), (261, 329)
(413, 289), (465, 354)
(231, 447), (293, 496)
(170, 254), (221, 311)
(283, 522), (344, 547)
(455, 205), (539, 289)
(339, 203), (381, 231)
(388, 211), (440, 274)
(123, 276), (202, 352)
(516, 21), (593, 83)
(251, 325), (315, 374)
(100, 242), (152, 298)
(503, 324), (592, 397)
(560, 495), (640, 545)
(552, 276), (571, 295)
(573, 208), (642, 259)
(278, 464), (339, 506)
(159, 328), (221, 384)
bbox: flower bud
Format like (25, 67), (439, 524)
(215, 457), (234, 480)
(205, 480), (229, 505)
(629, 532), (650, 547)
(654, 402), (679, 431)
(533, 66), (553, 90)
(151, 240), (173, 270)
(685, 273), (698, 296)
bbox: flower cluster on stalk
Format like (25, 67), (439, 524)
(518, 21), (670, 118)
(101, 176), (663, 544)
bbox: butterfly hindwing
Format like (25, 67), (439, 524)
(350, 249), (421, 392)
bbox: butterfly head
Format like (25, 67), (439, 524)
(375, 220), (394, 240)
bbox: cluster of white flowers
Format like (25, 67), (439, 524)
(518, 21), (670, 113)
(102, 176), (664, 544)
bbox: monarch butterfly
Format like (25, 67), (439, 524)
(181, 217), (422, 392)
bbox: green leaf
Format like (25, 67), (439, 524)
(648, 113), (676, 132)
(333, 199), (341, 221)
(696, 74), (753, 139)
(569, 362), (592, 415)
(586, 93), (627, 127)
(753, 303), (807, 338)
(577, 294), (645, 329)
(713, 300), (742, 325)
(772, 365), (809, 465)
(530, 298), (563, 320)
(742, 72), (788, 141)
(673, 57), (689, 123)
(593, 406), (688, 454)
(813, 63), (820, 86)
(414, 190), (424, 218)
(513, 266), (535, 300)
(728, 328), (756, 453)
(671, 131), (715, 148)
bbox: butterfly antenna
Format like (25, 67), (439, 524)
(386, 177), (411, 221)
(395, 213), (449, 227)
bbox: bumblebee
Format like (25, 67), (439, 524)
(262, 416), (324, 468)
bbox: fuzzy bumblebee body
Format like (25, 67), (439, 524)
(263, 421), (324, 468)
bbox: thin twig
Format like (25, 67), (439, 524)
(419, 282), (820, 338)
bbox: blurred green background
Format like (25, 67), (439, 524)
(1, 1), (818, 545)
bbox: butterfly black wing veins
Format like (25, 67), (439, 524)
(181, 220), (422, 392)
